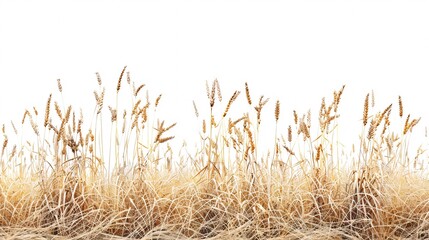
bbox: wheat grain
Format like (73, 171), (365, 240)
(58, 106), (72, 141)
(398, 96), (403, 118)
(299, 121), (310, 140)
(333, 85), (345, 112)
(193, 100), (199, 118)
(21, 110), (28, 124)
(126, 71), (131, 84)
(108, 106), (117, 122)
(29, 114), (39, 136)
(44, 94), (52, 127)
(33, 106), (38, 116)
(223, 91), (240, 117)
(293, 110), (298, 125)
(367, 119), (376, 140)
(215, 79), (222, 102)
(363, 93), (369, 126)
(211, 114), (216, 127)
(155, 94), (162, 108)
(8, 144), (16, 161)
(1, 136), (7, 157)
(228, 118), (233, 134)
(405, 117), (421, 134)
(54, 101), (62, 119)
(315, 144), (322, 161)
(319, 97), (326, 120)
(255, 96), (269, 125)
(379, 104), (392, 128)
(202, 119), (206, 134)
(206, 80), (210, 102)
(72, 112), (76, 133)
(245, 124), (255, 152)
(210, 80), (216, 108)
(275, 100), (280, 122)
(403, 114), (410, 134)
(134, 84), (145, 97)
(57, 79), (62, 93)
(117, 66), (127, 93)
(97, 88), (105, 114)
(10, 121), (17, 135)
(283, 145), (295, 155)
(164, 122), (176, 132)
(132, 100), (141, 116)
(288, 125), (292, 142)
(96, 72), (102, 86)
(244, 82), (252, 105)
(307, 109), (311, 128)
(158, 136), (175, 143)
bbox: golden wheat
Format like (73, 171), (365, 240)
(2, 71), (429, 239)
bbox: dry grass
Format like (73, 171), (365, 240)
(1, 68), (429, 239)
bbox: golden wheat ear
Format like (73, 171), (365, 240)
(275, 100), (280, 122)
(363, 93), (369, 126)
(44, 94), (52, 127)
(398, 95), (403, 118)
(117, 65), (127, 93)
(245, 82), (252, 105)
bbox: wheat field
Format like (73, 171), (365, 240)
(1, 67), (429, 239)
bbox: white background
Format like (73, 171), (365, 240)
(1, 0), (429, 155)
